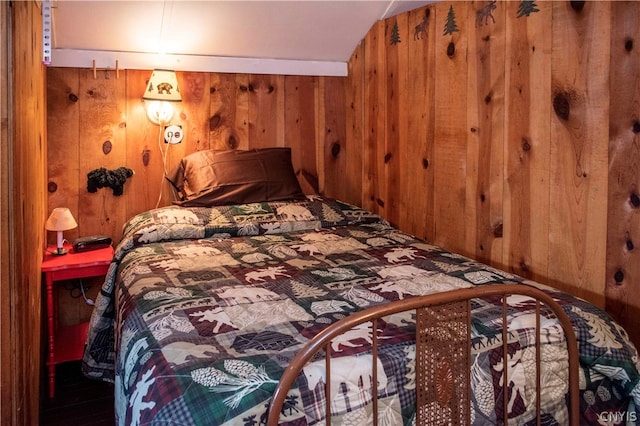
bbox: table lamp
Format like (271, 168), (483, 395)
(45, 207), (78, 255)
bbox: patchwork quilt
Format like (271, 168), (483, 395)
(82, 196), (640, 425)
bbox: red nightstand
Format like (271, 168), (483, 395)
(41, 243), (114, 398)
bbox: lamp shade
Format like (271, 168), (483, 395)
(143, 69), (181, 102)
(45, 208), (78, 232)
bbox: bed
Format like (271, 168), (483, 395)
(82, 148), (640, 425)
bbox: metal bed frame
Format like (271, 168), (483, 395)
(267, 284), (580, 425)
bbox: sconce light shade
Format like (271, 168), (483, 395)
(143, 69), (181, 102)
(45, 207), (78, 255)
(143, 69), (181, 126)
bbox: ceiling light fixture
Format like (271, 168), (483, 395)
(142, 69), (182, 125)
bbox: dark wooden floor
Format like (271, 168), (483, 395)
(40, 361), (115, 425)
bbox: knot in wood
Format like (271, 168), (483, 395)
(552, 93), (570, 121)
(447, 42), (456, 58)
(331, 142), (341, 158)
(209, 115), (221, 131)
(142, 149), (151, 166)
(227, 136), (238, 149)
(570, 1), (585, 12)
(102, 140), (112, 155)
(625, 39), (634, 52)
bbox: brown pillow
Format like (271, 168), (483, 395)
(167, 148), (306, 207)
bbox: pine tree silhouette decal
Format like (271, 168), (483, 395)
(443, 5), (459, 36)
(517, 0), (540, 18)
(390, 20), (401, 45)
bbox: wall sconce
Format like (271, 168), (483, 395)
(45, 207), (78, 255)
(143, 69), (182, 125)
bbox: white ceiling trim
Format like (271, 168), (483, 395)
(49, 48), (348, 77)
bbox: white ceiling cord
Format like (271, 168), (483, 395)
(379, 0), (397, 21)
(157, 1), (175, 56)
(155, 125), (172, 209)
(154, 0), (174, 210)
(158, 1), (167, 54)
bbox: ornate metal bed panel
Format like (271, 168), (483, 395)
(266, 284), (580, 426)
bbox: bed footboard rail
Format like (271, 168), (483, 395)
(267, 284), (579, 425)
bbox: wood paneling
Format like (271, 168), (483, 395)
(5, 1), (48, 423)
(123, 70), (164, 216)
(344, 40), (365, 207)
(465, 0), (506, 266)
(47, 67), (80, 221)
(503, 0), (552, 286)
(384, 13), (408, 230)
(47, 71), (343, 247)
(346, 1), (638, 346)
(175, 71), (211, 159)
(284, 76), (319, 195)
(607, 1), (640, 349)
(403, 7), (435, 242)
(549, 1), (610, 306)
(247, 74), (285, 149)
(209, 73), (241, 150)
(0, 4), (9, 425)
(362, 21), (387, 216)
(318, 77), (347, 199)
(78, 69), (127, 240)
(432, 2), (469, 255)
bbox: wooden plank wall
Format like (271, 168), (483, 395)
(549, 1), (610, 309)
(47, 70), (346, 246)
(5, 1), (48, 423)
(347, 1), (640, 348)
(607, 1), (640, 348)
(503, 0), (552, 294)
(46, 70), (347, 324)
(47, 1), (640, 348)
(0, 2), (10, 424)
(0, 4), (10, 422)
